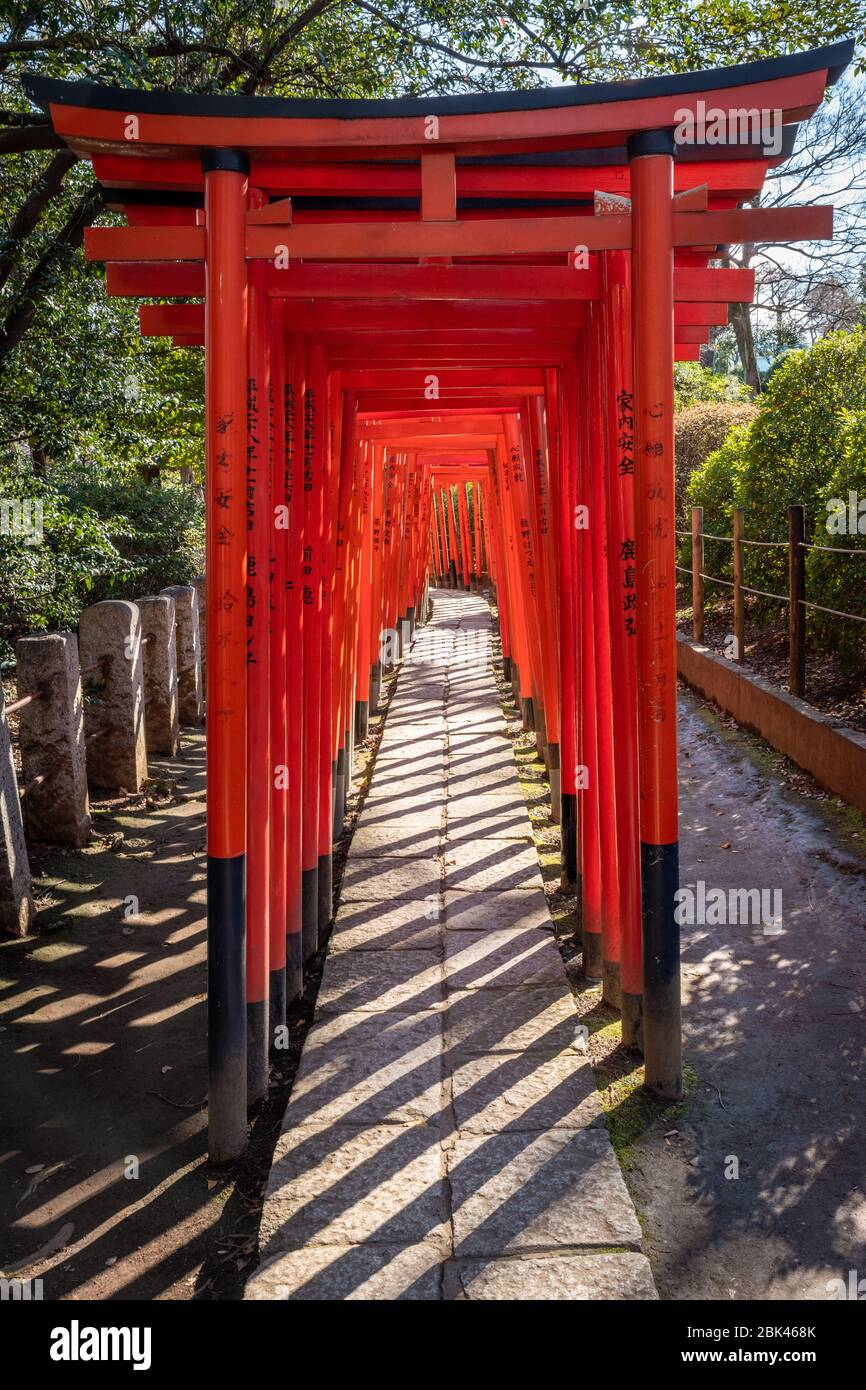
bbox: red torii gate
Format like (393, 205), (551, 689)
(24, 38), (852, 1161)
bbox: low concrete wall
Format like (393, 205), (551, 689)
(677, 635), (866, 817)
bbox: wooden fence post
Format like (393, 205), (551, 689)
(691, 505), (704, 642)
(732, 505), (745, 663)
(788, 504), (807, 698)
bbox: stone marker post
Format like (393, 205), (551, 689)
(137, 594), (180, 755)
(16, 632), (91, 846)
(161, 584), (204, 725)
(79, 600), (148, 792)
(0, 685), (35, 936)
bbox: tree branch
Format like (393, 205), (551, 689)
(0, 187), (101, 362)
(0, 149), (79, 292)
(0, 123), (65, 154)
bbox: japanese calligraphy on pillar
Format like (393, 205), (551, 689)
(246, 376), (260, 666)
(616, 388), (638, 640)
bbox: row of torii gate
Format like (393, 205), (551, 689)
(27, 39), (851, 1161)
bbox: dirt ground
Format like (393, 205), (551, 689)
(675, 590), (866, 732)
(1, 656), (864, 1301)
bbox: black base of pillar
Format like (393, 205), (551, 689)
(268, 967), (286, 1054)
(246, 998), (268, 1107)
(318, 851), (333, 944)
(286, 931), (303, 1006)
(502, 656), (512, 683)
(369, 661), (381, 713)
(603, 958), (622, 1011)
(641, 840), (682, 1099)
(534, 703), (548, 766)
(561, 792), (577, 889)
(334, 746), (347, 836)
(301, 867), (319, 960)
(207, 853), (247, 1165)
(520, 696), (534, 729)
(621, 991), (644, 1053)
(548, 742), (561, 823)
(582, 929), (603, 983)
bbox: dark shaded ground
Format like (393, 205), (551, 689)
(635, 689), (866, 1299)
(491, 625), (866, 1301)
(0, 672), (396, 1302)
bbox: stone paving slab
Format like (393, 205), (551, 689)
(448, 1051), (604, 1134)
(247, 590), (653, 1302)
(302, 1007), (443, 1053)
(246, 1241), (444, 1300)
(260, 1122), (449, 1252)
(340, 856), (442, 902)
(443, 840), (544, 893)
(445, 808), (533, 843)
(444, 889), (555, 933)
(448, 1129), (643, 1256)
(447, 1252), (657, 1301)
(368, 767), (445, 792)
(445, 985), (580, 1053)
(359, 805), (442, 832)
(331, 899), (442, 951)
(316, 948), (443, 1014)
(445, 928), (567, 990)
(289, 1024), (443, 1128)
(446, 791), (528, 818)
(349, 823), (442, 858)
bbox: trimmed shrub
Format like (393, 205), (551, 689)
(806, 410), (866, 670)
(675, 401), (758, 528)
(673, 362), (753, 411)
(686, 329), (866, 619)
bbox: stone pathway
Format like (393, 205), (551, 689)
(245, 589), (655, 1301)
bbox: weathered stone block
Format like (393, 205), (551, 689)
(78, 601), (147, 793)
(15, 632), (91, 846)
(136, 594), (180, 756)
(161, 584), (203, 725)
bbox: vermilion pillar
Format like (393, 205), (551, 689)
(284, 331), (304, 1000)
(268, 308), (288, 1045)
(588, 306), (622, 1008)
(301, 345), (325, 958)
(203, 150), (249, 1163)
(602, 250), (643, 1050)
(629, 130), (682, 1098)
(317, 367), (336, 939)
(245, 229), (271, 1104)
(355, 441), (373, 738)
(558, 360), (579, 889)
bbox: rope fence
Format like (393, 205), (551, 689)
(676, 504), (866, 698)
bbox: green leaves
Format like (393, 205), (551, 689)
(687, 326), (866, 668)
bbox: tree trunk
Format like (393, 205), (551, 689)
(729, 301), (762, 393)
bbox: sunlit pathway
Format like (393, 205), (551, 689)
(245, 590), (655, 1300)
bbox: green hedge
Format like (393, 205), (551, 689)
(686, 328), (866, 668)
(0, 454), (203, 663)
